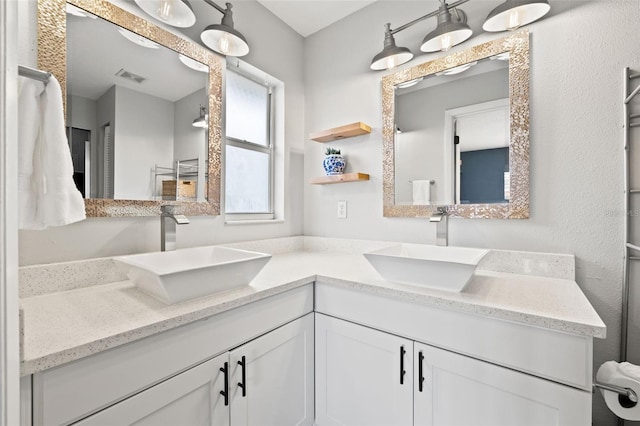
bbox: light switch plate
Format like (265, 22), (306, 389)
(337, 201), (347, 219)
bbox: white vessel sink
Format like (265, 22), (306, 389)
(115, 246), (271, 304)
(364, 244), (488, 292)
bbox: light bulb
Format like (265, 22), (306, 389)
(386, 56), (396, 70)
(219, 36), (230, 55)
(507, 9), (521, 30)
(157, 0), (174, 22)
(440, 34), (452, 51)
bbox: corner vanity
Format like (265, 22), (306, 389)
(19, 237), (605, 426)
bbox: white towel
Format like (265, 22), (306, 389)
(18, 75), (86, 230)
(412, 180), (431, 205)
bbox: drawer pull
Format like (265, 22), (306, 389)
(418, 351), (425, 392)
(400, 346), (406, 385)
(237, 356), (247, 397)
(219, 362), (229, 406)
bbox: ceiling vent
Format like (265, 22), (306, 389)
(115, 68), (146, 84)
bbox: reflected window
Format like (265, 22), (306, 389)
(225, 69), (273, 217)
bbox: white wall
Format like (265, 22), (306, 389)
(17, 0), (305, 265)
(304, 1), (640, 424)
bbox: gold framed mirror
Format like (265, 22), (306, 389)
(382, 31), (529, 219)
(37, 0), (223, 217)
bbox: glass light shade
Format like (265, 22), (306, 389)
(178, 54), (208, 72)
(420, 22), (472, 52)
(201, 25), (250, 57)
(133, 0), (196, 28)
(482, 0), (550, 32)
(117, 28), (159, 49)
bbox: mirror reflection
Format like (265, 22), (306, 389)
(382, 31), (530, 219)
(394, 54), (509, 206)
(66, 9), (209, 202)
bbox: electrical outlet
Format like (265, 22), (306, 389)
(337, 200), (347, 219)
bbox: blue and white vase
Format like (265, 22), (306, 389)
(323, 154), (346, 175)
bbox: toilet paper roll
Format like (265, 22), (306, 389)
(597, 361), (640, 421)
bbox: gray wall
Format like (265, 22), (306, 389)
(303, 1), (640, 424)
(174, 88), (208, 201)
(17, 0), (305, 264)
(114, 85), (174, 200)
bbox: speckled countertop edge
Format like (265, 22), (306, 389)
(20, 277), (315, 376)
(315, 275), (606, 339)
(19, 240), (601, 376)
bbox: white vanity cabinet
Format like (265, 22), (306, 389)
(316, 314), (591, 426)
(315, 314), (413, 425)
(227, 313), (314, 426)
(29, 285), (314, 426)
(315, 281), (595, 426)
(74, 313), (314, 426)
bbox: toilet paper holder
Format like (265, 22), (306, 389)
(594, 380), (639, 405)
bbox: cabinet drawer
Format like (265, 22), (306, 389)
(33, 285), (313, 426)
(315, 282), (592, 391)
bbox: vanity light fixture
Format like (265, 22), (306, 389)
(179, 54), (209, 72)
(117, 27), (160, 49)
(65, 3), (96, 18)
(395, 77), (424, 89)
(133, 0), (196, 28)
(435, 61), (477, 76)
(420, 2), (472, 53)
(192, 105), (208, 128)
(370, 0), (471, 71)
(200, 1), (250, 57)
(370, 24), (414, 71)
(370, 0), (550, 71)
(482, 0), (551, 32)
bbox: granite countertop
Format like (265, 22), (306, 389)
(19, 237), (606, 376)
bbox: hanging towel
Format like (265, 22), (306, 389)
(18, 75), (86, 229)
(412, 180), (431, 205)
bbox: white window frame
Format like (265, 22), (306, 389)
(225, 63), (280, 222)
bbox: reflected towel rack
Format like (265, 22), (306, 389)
(18, 65), (51, 84)
(408, 180), (435, 184)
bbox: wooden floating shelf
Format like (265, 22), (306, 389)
(310, 122), (371, 142)
(310, 173), (370, 185)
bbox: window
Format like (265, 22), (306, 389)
(225, 69), (274, 220)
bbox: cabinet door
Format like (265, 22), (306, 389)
(75, 353), (229, 426)
(315, 314), (413, 426)
(229, 313), (314, 426)
(414, 342), (591, 426)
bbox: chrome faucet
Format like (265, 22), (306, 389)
(160, 205), (189, 251)
(429, 206), (448, 246)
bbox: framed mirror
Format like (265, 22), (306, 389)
(382, 31), (529, 219)
(37, 0), (223, 216)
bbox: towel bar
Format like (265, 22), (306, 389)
(18, 65), (51, 84)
